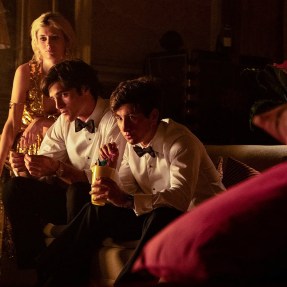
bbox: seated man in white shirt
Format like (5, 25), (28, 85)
(35, 76), (225, 286)
(2, 59), (125, 270)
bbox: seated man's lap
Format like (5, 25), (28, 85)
(2, 176), (67, 225)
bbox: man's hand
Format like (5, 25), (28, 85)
(90, 177), (133, 208)
(24, 154), (59, 178)
(99, 142), (119, 168)
(9, 151), (27, 174)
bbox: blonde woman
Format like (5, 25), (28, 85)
(0, 11), (77, 178)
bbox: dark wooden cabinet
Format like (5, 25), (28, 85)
(146, 51), (188, 124)
(221, 0), (284, 62)
(191, 51), (276, 145)
(147, 49), (276, 144)
(146, 0), (285, 144)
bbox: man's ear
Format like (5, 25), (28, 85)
(150, 108), (159, 124)
(81, 86), (89, 94)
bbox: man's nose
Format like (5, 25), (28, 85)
(55, 98), (64, 109)
(122, 118), (131, 132)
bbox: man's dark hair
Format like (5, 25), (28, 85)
(110, 76), (162, 118)
(41, 59), (101, 99)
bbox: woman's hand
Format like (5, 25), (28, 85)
(20, 117), (54, 148)
(99, 142), (119, 168)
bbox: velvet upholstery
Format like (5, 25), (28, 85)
(133, 162), (287, 286)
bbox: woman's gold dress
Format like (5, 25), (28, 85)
(14, 58), (47, 154)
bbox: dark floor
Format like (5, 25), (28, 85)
(0, 256), (37, 287)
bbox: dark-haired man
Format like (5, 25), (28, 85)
(36, 76), (225, 286)
(2, 59), (125, 270)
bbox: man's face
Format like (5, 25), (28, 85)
(114, 103), (158, 146)
(48, 82), (83, 122)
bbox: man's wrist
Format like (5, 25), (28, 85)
(123, 194), (134, 209)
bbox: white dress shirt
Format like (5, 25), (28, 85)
(119, 119), (225, 215)
(39, 97), (126, 183)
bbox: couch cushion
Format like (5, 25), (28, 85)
(133, 162), (287, 286)
(101, 237), (138, 249)
(220, 157), (260, 188)
(91, 243), (136, 286)
(205, 145), (287, 172)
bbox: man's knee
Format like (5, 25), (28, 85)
(68, 182), (91, 194)
(66, 182), (91, 222)
(144, 207), (182, 232)
(150, 207), (182, 220)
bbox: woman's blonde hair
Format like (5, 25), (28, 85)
(30, 11), (77, 62)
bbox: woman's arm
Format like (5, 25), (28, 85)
(0, 63), (30, 176)
(20, 116), (56, 148)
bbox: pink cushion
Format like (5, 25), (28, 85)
(252, 103), (287, 144)
(133, 162), (287, 285)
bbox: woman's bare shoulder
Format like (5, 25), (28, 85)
(15, 62), (30, 75)
(11, 62), (32, 101)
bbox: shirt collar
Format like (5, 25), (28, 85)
(144, 120), (167, 156)
(85, 97), (110, 128)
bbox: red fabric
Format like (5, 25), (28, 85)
(252, 103), (287, 144)
(133, 162), (287, 285)
(273, 60), (287, 70)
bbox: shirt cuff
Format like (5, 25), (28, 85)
(134, 194), (154, 216)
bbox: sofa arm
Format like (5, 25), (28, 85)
(205, 145), (287, 172)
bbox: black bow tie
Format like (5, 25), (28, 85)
(75, 118), (95, 133)
(133, 145), (156, 157)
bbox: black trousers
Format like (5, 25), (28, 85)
(36, 203), (183, 286)
(2, 177), (91, 269)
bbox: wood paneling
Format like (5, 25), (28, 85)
(221, 0), (284, 62)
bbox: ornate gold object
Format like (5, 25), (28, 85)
(15, 133), (41, 155)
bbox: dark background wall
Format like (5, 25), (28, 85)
(0, 0), (286, 144)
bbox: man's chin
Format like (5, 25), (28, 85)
(62, 114), (73, 122)
(126, 139), (139, 145)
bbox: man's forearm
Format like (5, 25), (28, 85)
(55, 160), (88, 184)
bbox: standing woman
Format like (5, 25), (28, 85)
(0, 11), (77, 178)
